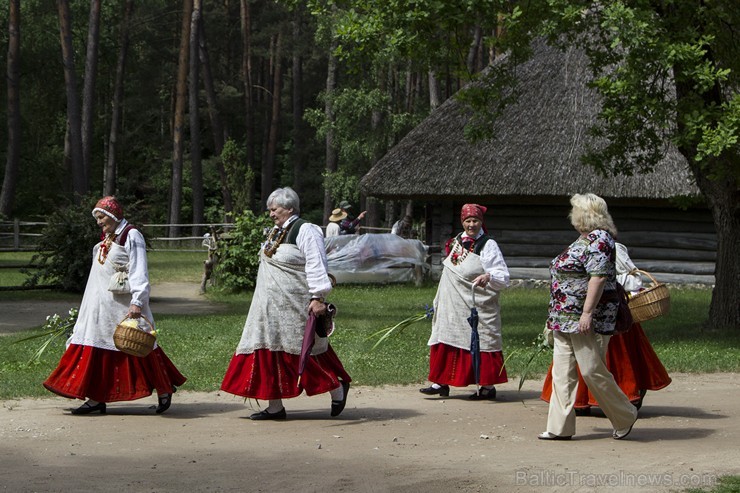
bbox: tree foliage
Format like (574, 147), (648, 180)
(316, 0), (740, 329)
(213, 210), (272, 291)
(23, 198), (101, 292)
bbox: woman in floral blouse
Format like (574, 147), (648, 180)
(538, 193), (638, 441)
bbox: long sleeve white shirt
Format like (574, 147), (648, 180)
(283, 215), (333, 300)
(461, 231), (510, 290)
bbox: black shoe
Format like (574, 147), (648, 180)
(419, 385), (450, 397)
(331, 380), (351, 417)
(575, 407), (591, 416)
(469, 387), (496, 400)
(156, 393), (172, 414)
(250, 408), (287, 421)
(71, 401), (106, 415)
(633, 389), (647, 410)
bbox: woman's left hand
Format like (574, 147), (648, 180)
(578, 312), (593, 333)
(473, 273), (491, 287)
(309, 299), (327, 316)
(127, 304), (142, 319)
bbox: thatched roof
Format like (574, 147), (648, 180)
(361, 40), (699, 202)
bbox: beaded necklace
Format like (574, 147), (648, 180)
(449, 236), (475, 265)
(263, 226), (289, 258)
(97, 233), (116, 265)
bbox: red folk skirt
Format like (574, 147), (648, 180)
(428, 343), (508, 387)
(221, 347), (351, 401)
(43, 344), (187, 403)
(540, 323), (671, 407)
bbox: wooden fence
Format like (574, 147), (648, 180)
(0, 220), (396, 252)
(0, 220), (235, 252)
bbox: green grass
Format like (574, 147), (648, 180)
(0, 251), (37, 286)
(0, 250), (207, 288)
(1, 279), (738, 400)
(147, 251), (208, 284)
(684, 475), (740, 493)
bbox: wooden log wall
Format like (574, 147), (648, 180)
(426, 201), (716, 283)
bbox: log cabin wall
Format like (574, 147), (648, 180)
(426, 201), (716, 284)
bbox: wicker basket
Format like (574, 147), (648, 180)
(627, 269), (671, 323)
(113, 315), (156, 357)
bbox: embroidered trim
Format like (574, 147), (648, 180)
(449, 237), (475, 265)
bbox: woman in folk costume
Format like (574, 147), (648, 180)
(221, 187), (351, 420)
(539, 242), (671, 414)
(420, 203), (510, 400)
(44, 197), (186, 415)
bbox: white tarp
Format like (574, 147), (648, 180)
(325, 233), (429, 284)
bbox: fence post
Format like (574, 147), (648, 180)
(13, 218), (20, 250)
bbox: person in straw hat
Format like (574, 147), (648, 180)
(44, 196), (186, 415)
(325, 208), (346, 237)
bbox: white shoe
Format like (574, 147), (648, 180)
(537, 431), (572, 441)
(613, 417), (637, 440)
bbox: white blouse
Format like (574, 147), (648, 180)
(460, 231), (510, 291)
(282, 215), (332, 300)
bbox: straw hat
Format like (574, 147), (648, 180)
(329, 208), (348, 222)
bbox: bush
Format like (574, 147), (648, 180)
(214, 210), (272, 291)
(23, 199), (101, 292)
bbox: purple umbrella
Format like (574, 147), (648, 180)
(297, 313), (318, 388)
(297, 304), (336, 388)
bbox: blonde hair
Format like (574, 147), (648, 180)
(568, 193), (618, 236)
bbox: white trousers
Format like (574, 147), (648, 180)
(547, 330), (637, 437)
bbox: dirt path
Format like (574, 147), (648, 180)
(1, 373), (738, 492)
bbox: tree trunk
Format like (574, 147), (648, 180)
(189, 0), (204, 236)
(467, 26), (482, 74)
(105, 0), (134, 197)
(57, 0), (86, 202)
(169, 0), (193, 238)
(428, 70), (441, 109)
(239, 0), (255, 211)
(675, 72), (740, 330)
(198, 15), (233, 218)
(291, 7), (305, 195)
(689, 157), (740, 330)
(323, 37), (339, 223)
(262, 31), (282, 201)
(0, 0), (21, 217)
(81, 0), (100, 190)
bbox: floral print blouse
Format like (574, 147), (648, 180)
(547, 229), (618, 334)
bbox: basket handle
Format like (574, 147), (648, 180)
(631, 269), (660, 287)
(118, 314), (154, 332)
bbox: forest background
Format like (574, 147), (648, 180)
(0, 0), (738, 330)
(0, 0), (461, 231)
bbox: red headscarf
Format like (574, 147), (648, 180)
(92, 196), (124, 222)
(460, 203), (487, 223)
